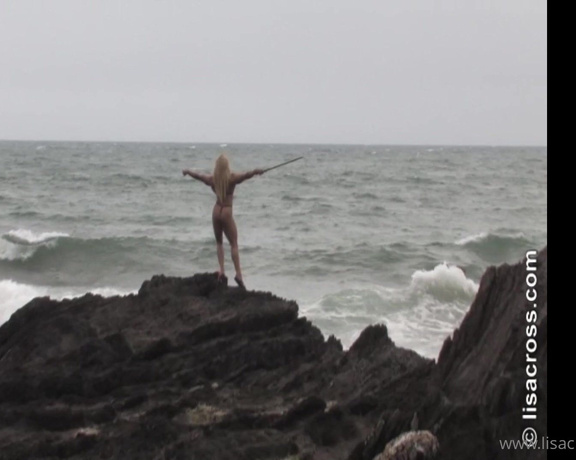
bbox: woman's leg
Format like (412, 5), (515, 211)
(222, 211), (242, 282)
(212, 209), (225, 277)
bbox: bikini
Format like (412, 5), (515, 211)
(211, 185), (234, 216)
(210, 181), (246, 291)
(215, 202), (231, 215)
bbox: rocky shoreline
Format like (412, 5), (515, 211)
(0, 247), (547, 459)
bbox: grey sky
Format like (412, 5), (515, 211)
(0, 1), (547, 145)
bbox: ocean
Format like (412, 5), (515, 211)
(0, 141), (547, 358)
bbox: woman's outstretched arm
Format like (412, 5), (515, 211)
(182, 169), (213, 186)
(232, 169), (264, 184)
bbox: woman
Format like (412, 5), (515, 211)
(183, 154), (263, 289)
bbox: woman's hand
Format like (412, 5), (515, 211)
(182, 169), (190, 176)
(254, 168), (264, 176)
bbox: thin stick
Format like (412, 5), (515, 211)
(262, 156), (304, 173)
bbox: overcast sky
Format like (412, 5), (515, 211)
(0, 1), (547, 145)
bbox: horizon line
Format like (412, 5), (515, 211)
(0, 138), (548, 149)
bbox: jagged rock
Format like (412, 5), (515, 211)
(355, 247), (548, 460)
(0, 272), (429, 459)
(373, 430), (439, 460)
(0, 248), (548, 460)
(275, 396), (327, 428)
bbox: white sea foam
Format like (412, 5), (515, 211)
(0, 279), (134, 326)
(3, 229), (69, 246)
(0, 229), (69, 261)
(409, 262), (478, 301)
(86, 287), (132, 298)
(0, 280), (50, 325)
(369, 299), (468, 359)
(455, 232), (489, 245)
(301, 263), (479, 358)
(0, 142), (546, 360)
(0, 238), (25, 261)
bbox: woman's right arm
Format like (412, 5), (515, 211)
(182, 169), (213, 186)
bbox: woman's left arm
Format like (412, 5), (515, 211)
(233, 169), (264, 184)
(182, 169), (213, 186)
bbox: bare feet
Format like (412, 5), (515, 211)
(234, 276), (246, 290)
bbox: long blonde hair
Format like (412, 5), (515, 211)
(213, 154), (231, 203)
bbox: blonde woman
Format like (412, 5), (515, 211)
(183, 154), (263, 289)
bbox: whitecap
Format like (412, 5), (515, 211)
(300, 264), (479, 358)
(0, 280), (135, 326)
(455, 232), (489, 245)
(0, 279), (48, 325)
(1, 229), (69, 261)
(409, 262), (478, 302)
(2, 229), (70, 246)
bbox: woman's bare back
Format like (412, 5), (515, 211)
(182, 165), (263, 288)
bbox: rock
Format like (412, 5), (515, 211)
(355, 247), (548, 460)
(0, 272), (429, 459)
(0, 249), (548, 460)
(373, 430), (439, 460)
(275, 396), (327, 428)
(349, 324), (393, 356)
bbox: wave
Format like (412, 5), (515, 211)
(0, 279), (133, 326)
(455, 232), (489, 245)
(0, 229), (197, 286)
(406, 176), (441, 185)
(281, 194), (305, 202)
(0, 279), (47, 325)
(301, 262), (478, 358)
(1, 229), (69, 261)
(410, 262), (478, 302)
(309, 263), (477, 314)
(284, 174), (311, 185)
(109, 172), (156, 182)
(352, 192), (380, 200)
(280, 244), (407, 275)
(455, 230), (532, 262)
(2, 229), (69, 246)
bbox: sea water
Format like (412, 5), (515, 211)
(0, 141), (547, 358)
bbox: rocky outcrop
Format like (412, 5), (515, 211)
(354, 247), (548, 460)
(0, 273), (430, 460)
(374, 431), (440, 460)
(0, 247), (547, 460)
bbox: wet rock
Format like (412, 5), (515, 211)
(0, 249), (548, 460)
(373, 430), (439, 460)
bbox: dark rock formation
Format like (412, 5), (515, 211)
(0, 273), (429, 460)
(353, 247), (548, 460)
(0, 247), (547, 460)
(374, 430), (440, 460)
